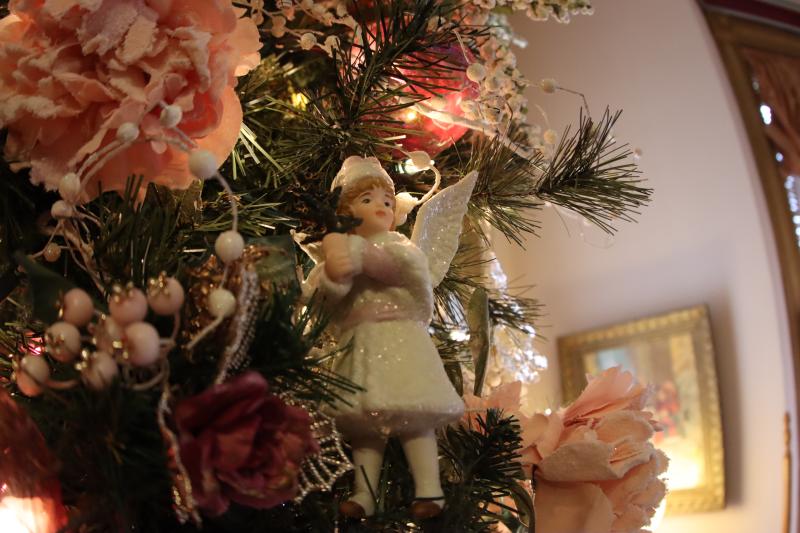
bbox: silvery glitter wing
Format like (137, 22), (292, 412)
(410, 170), (479, 287)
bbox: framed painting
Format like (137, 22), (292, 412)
(558, 305), (725, 514)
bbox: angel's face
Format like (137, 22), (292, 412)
(349, 186), (395, 237)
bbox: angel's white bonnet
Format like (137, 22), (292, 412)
(331, 156), (394, 194)
(331, 155), (425, 226)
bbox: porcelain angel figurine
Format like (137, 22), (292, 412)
(303, 155), (478, 520)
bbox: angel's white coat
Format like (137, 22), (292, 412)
(310, 231), (464, 438)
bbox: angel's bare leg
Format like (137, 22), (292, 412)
(400, 429), (445, 518)
(344, 435), (387, 517)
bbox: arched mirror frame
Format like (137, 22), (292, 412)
(701, 3), (800, 532)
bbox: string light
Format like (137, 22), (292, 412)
(291, 91), (309, 110)
(399, 157), (436, 175)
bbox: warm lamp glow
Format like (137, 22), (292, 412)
(0, 485), (66, 533)
(667, 455), (702, 490)
(659, 436), (704, 491)
(649, 496), (667, 531)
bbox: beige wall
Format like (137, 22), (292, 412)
(499, 1), (794, 531)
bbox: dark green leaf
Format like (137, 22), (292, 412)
(14, 252), (76, 323)
(468, 287), (490, 397)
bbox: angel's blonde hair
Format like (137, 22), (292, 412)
(336, 176), (396, 218)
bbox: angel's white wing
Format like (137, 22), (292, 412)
(410, 170), (478, 287)
(292, 231), (325, 264)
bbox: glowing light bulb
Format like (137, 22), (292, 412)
(399, 157), (436, 175)
(404, 109), (418, 122)
(448, 328), (470, 342)
(0, 488), (64, 533)
(291, 92), (309, 110)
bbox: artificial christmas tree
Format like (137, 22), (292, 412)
(0, 1), (664, 531)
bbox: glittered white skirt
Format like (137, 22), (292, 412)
(330, 320), (464, 438)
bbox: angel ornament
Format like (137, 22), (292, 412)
(304, 155), (478, 520)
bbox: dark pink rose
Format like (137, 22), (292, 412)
(175, 372), (318, 516)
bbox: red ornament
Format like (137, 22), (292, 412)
(394, 45), (480, 156)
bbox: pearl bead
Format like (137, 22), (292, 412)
(215, 231), (245, 264)
(43, 243), (61, 262)
(124, 322), (161, 367)
(58, 172), (81, 203)
(299, 32), (317, 50)
(408, 151), (432, 171)
(159, 105), (183, 128)
(17, 356), (50, 397)
(466, 63), (487, 82)
(427, 96), (447, 111)
(188, 150), (218, 181)
(62, 288), (94, 327)
(393, 192), (417, 227)
(109, 287), (148, 326)
(147, 277), (185, 316)
(51, 200), (74, 219)
(208, 288), (236, 319)
(116, 122), (140, 143)
(46, 321), (82, 363)
(95, 315), (124, 353)
(539, 78), (558, 94)
(82, 351), (119, 390)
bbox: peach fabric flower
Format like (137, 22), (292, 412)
(462, 381), (562, 476)
(535, 367), (668, 533)
(0, 0), (261, 196)
(461, 368), (667, 533)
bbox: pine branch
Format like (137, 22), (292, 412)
(247, 289), (361, 406)
(89, 179), (195, 289)
(434, 241), (544, 336)
(436, 409), (526, 531)
(450, 128), (545, 247)
(535, 109), (651, 233)
(23, 384), (176, 532)
(489, 292), (543, 337)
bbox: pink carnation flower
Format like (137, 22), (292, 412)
(463, 381), (562, 476)
(0, 0), (261, 196)
(462, 368), (668, 533)
(535, 367), (668, 533)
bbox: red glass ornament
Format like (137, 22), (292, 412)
(394, 45), (480, 156)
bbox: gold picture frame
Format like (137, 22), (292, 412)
(558, 305), (725, 514)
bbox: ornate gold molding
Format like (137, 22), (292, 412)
(558, 305), (725, 514)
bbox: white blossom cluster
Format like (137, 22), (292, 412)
(237, 0), (591, 154)
(237, 0), (353, 56)
(455, 0), (592, 153)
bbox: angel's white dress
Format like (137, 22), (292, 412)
(309, 231), (464, 438)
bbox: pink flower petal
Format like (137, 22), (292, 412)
(595, 411), (654, 443)
(535, 480), (615, 533)
(117, 11), (158, 65)
(1, 0), (261, 197)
